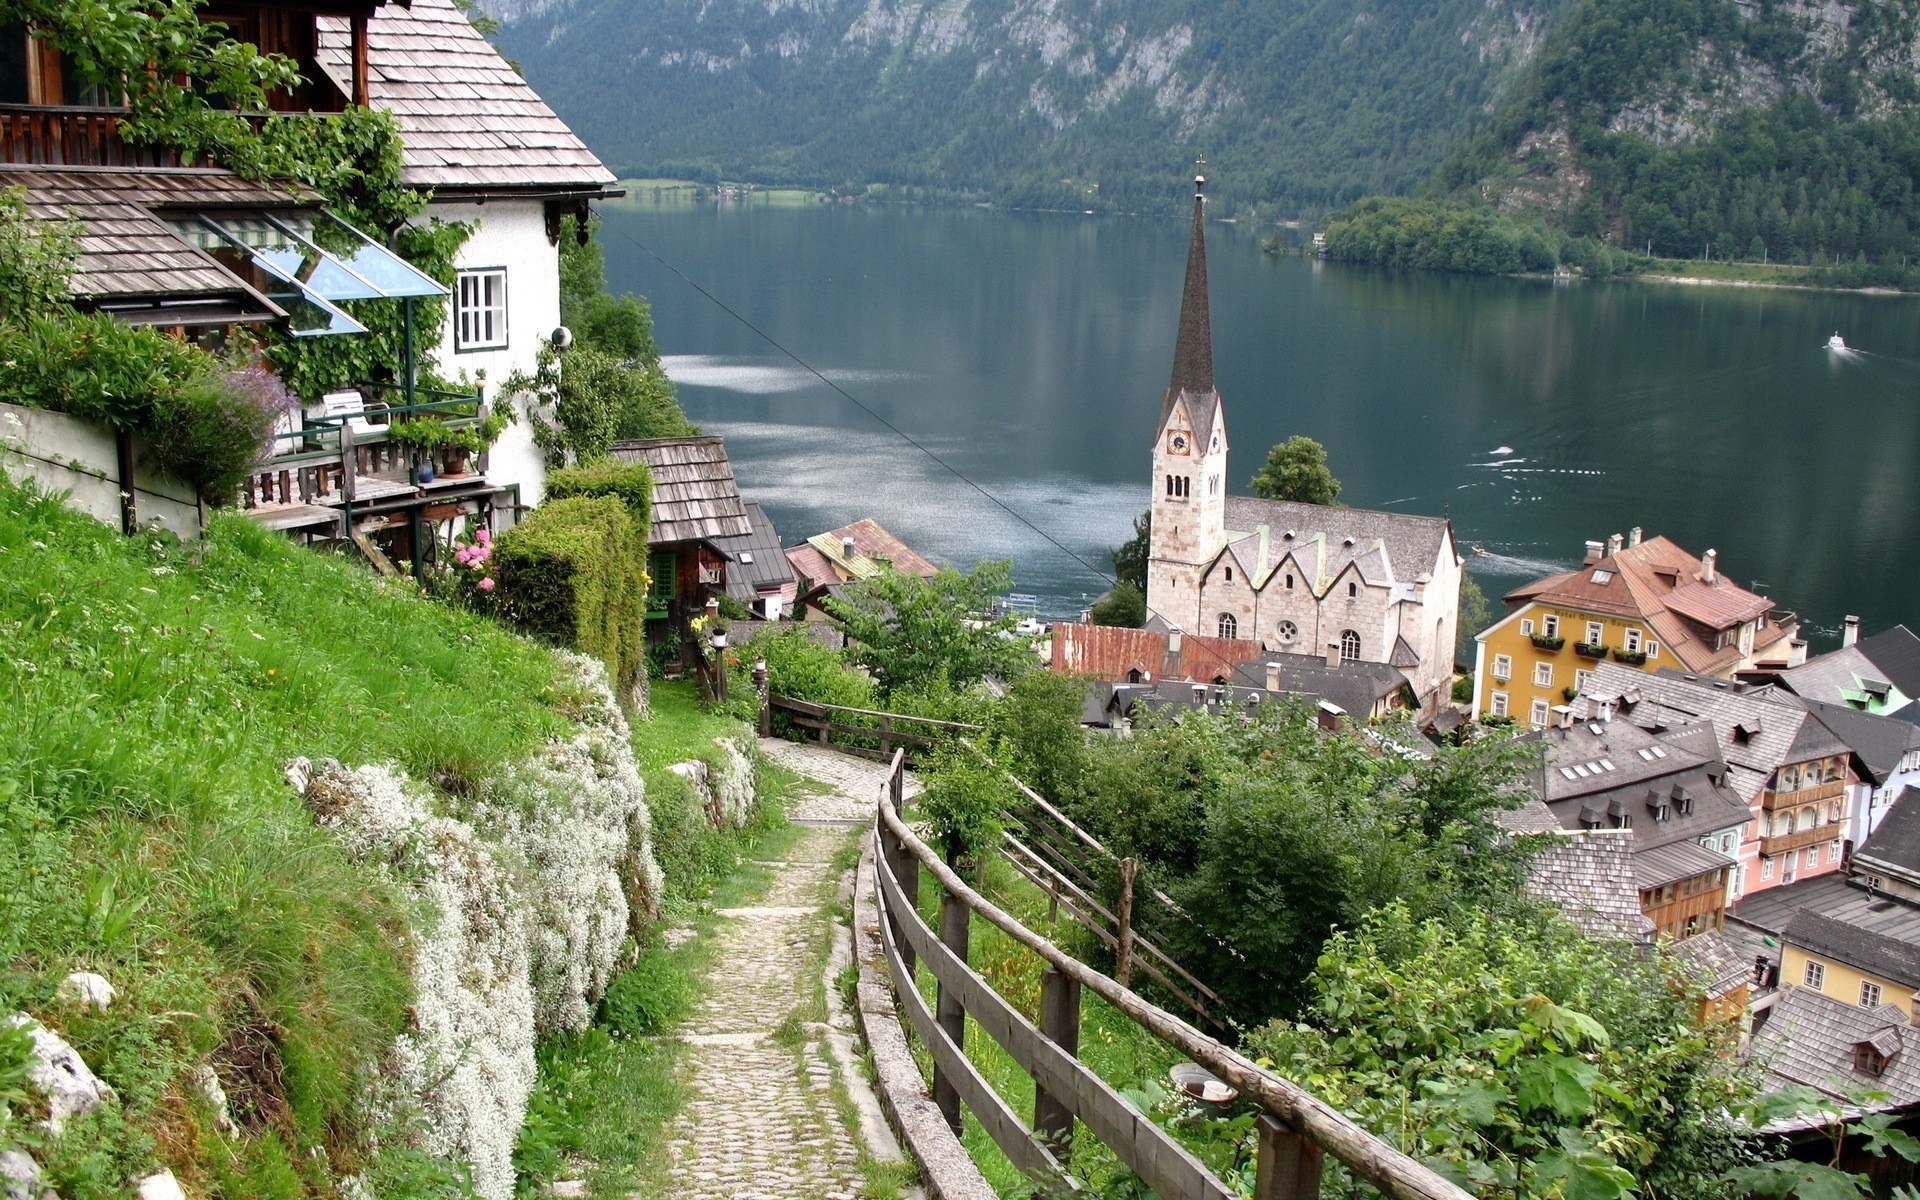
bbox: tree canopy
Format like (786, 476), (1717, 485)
(1247, 435), (1343, 505)
(827, 559), (1036, 694)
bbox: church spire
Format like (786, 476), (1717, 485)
(1165, 159), (1214, 409)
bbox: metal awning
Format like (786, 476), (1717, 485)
(168, 209), (447, 337)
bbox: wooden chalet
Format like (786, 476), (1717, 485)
(784, 518), (937, 619)
(607, 436), (753, 628)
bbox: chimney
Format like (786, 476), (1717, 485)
(1265, 660), (1281, 692)
(1583, 539), (1605, 564)
(1844, 615), (1861, 647)
(1557, 705), (1576, 730)
(1606, 533), (1623, 557)
(1701, 549), (1718, 584)
(1628, 526), (1644, 548)
(1325, 641), (1342, 668)
(841, 536), (857, 561)
(1168, 628), (1183, 654)
(1191, 682), (1208, 704)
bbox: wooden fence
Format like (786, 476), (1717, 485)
(765, 694), (982, 761)
(874, 749), (1474, 1200)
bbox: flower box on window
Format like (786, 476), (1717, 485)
(1530, 634), (1566, 651)
(1612, 648), (1648, 665)
(1574, 641), (1610, 659)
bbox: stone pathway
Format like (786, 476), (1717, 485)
(652, 743), (920, 1200)
(757, 738), (922, 825)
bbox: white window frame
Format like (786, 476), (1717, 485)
(1829, 840), (1842, 863)
(1585, 621), (1605, 645)
(1862, 980), (1883, 1008)
(1490, 691), (1509, 717)
(1533, 662), (1554, 687)
(1803, 959), (1825, 989)
(1623, 628), (1643, 653)
(1492, 654), (1513, 681)
(1521, 619), (1535, 636)
(455, 267), (510, 352)
(1542, 614), (1560, 638)
(1530, 698), (1550, 727)
(1762, 856), (1775, 880)
(1645, 641), (1660, 659)
(1575, 668), (1593, 692)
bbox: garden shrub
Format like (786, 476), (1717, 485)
(543, 459), (653, 529)
(746, 627), (875, 740)
(494, 495), (648, 703)
(143, 366), (296, 504)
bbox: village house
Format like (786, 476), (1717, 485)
(1525, 713), (1748, 940)
(607, 436), (753, 628)
(784, 518), (937, 620)
(711, 501), (797, 620)
(1143, 170), (1462, 714)
(1475, 530), (1802, 726)
(1578, 662), (1859, 898)
(1768, 621), (1920, 723)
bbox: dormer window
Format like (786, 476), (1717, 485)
(1855, 1044), (1890, 1077)
(1592, 569), (1613, 584)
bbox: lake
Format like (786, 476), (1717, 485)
(597, 198), (1920, 647)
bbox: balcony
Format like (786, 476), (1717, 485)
(1759, 823), (1840, 858)
(0, 105), (193, 168)
(1761, 778), (1847, 812)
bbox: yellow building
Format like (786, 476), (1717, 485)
(1472, 529), (1801, 724)
(1780, 938), (1917, 1018)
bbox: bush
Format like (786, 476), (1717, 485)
(543, 459), (653, 529)
(494, 495), (648, 702)
(144, 366), (295, 504)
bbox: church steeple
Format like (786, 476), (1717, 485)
(1164, 160), (1214, 415)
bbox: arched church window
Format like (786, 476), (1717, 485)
(1285, 574), (1294, 590)
(1277, 620), (1298, 643)
(1225, 567), (1233, 581)
(1348, 581), (1358, 598)
(1340, 629), (1361, 663)
(1218, 613), (1238, 639)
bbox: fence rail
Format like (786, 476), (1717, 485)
(874, 749), (1475, 1200)
(766, 694), (982, 761)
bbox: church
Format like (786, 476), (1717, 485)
(1144, 169), (1464, 714)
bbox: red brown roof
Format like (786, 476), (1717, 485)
(1050, 622), (1256, 684)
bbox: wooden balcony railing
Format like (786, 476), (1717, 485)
(0, 104), (193, 168)
(1760, 823), (1841, 858)
(1762, 778), (1846, 811)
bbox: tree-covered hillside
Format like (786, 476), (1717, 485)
(487, 0), (1572, 214)
(1434, 0), (1920, 272)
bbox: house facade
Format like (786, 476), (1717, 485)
(315, 0), (620, 509)
(1475, 530), (1802, 725)
(1144, 172), (1461, 713)
(606, 436), (753, 629)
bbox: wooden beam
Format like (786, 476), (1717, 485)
(350, 14), (370, 106)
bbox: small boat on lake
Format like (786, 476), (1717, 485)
(1828, 331), (1848, 351)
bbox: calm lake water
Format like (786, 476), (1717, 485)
(598, 199), (1920, 646)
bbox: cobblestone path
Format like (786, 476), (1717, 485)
(653, 743), (919, 1199)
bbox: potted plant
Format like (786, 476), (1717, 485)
(1530, 633), (1567, 652)
(1574, 640), (1610, 659)
(437, 409), (510, 477)
(1562, 685), (1578, 702)
(1613, 648), (1648, 666)
(384, 416), (450, 482)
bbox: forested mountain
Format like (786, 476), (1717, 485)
(484, 0), (1571, 213)
(1432, 0), (1920, 269)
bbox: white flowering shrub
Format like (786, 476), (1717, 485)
(302, 760), (534, 1200)
(706, 734), (758, 829)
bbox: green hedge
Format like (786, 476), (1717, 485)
(495, 495), (648, 700)
(544, 458), (654, 532)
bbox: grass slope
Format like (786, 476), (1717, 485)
(0, 473), (578, 1198)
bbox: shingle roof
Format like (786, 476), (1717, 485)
(1750, 986), (1920, 1107)
(1787, 910), (1920, 989)
(1505, 535), (1794, 675)
(1785, 699), (1920, 785)
(1525, 719), (1751, 860)
(1228, 652), (1409, 718)
(1857, 788), (1920, 881)
(791, 519), (938, 584)
(315, 0), (616, 192)
(1578, 662), (1852, 802)
(1632, 838), (1737, 890)
(607, 436), (751, 546)
(1730, 872), (1862, 937)
(0, 167), (307, 306)
(713, 501), (794, 599)
(1524, 831), (1656, 942)
(1220, 497), (1452, 592)
(1670, 928), (1754, 998)
(1860, 627), (1920, 699)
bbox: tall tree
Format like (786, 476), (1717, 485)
(1111, 510), (1151, 593)
(1249, 436), (1342, 505)
(827, 559), (1034, 693)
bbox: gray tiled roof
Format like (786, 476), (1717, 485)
(1730, 873), (1862, 937)
(1221, 497), (1452, 588)
(1750, 985), (1920, 1106)
(1526, 718), (1750, 862)
(1780, 645), (1897, 708)
(1786, 698), (1920, 785)
(1857, 788), (1920, 881)
(1228, 653), (1408, 718)
(315, 0), (615, 192)
(1788, 909), (1920, 990)
(1670, 928), (1754, 997)
(608, 436), (752, 546)
(1, 167), (307, 303)
(714, 501), (795, 598)
(1633, 838), (1737, 890)
(1524, 831), (1656, 942)
(1578, 662), (1852, 802)
(1860, 627), (1920, 700)
(1731, 873), (1920, 987)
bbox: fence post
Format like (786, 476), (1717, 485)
(1115, 857), (1137, 990)
(1253, 1115), (1323, 1200)
(879, 715), (893, 759)
(115, 428), (137, 535)
(888, 762), (918, 976)
(1033, 966), (1081, 1152)
(932, 881), (970, 1136)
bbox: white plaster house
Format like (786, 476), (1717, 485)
(1144, 175), (1463, 713)
(318, 0), (620, 509)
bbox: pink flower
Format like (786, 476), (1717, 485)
(476, 528), (491, 546)
(477, 577), (496, 592)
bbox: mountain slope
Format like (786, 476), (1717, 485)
(1434, 0), (1920, 267)
(487, 0), (1573, 213)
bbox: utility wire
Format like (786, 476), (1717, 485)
(607, 221), (1160, 614)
